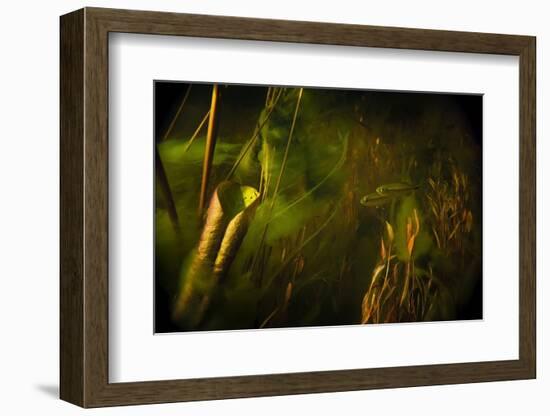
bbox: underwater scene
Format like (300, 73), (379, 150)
(154, 82), (482, 332)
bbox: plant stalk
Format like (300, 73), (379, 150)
(155, 147), (180, 233)
(199, 84), (221, 213)
(161, 84), (192, 142)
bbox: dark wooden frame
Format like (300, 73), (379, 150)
(60, 7), (536, 408)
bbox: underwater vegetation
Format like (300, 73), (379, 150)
(154, 82), (483, 332)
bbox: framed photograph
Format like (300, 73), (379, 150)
(60, 7), (536, 407)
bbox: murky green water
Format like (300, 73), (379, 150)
(154, 83), (482, 332)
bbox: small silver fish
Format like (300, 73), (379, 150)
(360, 182), (419, 207)
(376, 182), (419, 196)
(360, 192), (392, 207)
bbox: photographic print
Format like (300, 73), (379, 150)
(154, 82), (482, 333)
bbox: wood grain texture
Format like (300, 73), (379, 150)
(59, 8), (84, 407)
(518, 37), (536, 376)
(89, 7), (532, 54)
(59, 7), (537, 408)
(83, 9), (110, 405)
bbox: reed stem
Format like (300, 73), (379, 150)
(199, 84), (221, 213)
(251, 89), (303, 282)
(183, 110), (210, 154)
(270, 88), (303, 205)
(161, 84), (192, 142)
(155, 147), (180, 233)
(225, 88), (283, 181)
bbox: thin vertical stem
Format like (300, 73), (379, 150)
(199, 84), (221, 213)
(161, 84), (192, 142)
(155, 147), (180, 232)
(270, 88), (303, 208)
(251, 88), (303, 284)
(225, 88), (283, 181)
(183, 110), (210, 154)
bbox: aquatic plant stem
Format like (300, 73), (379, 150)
(251, 89), (303, 282)
(155, 147), (180, 233)
(225, 88), (284, 180)
(199, 84), (221, 213)
(269, 133), (347, 222)
(390, 199), (396, 223)
(270, 88), (303, 205)
(183, 110), (210, 154)
(261, 198), (342, 296)
(161, 84), (192, 142)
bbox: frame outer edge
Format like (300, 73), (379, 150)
(62, 7), (537, 407)
(85, 6), (532, 55)
(60, 8), (85, 407)
(82, 6), (111, 408)
(519, 36), (536, 378)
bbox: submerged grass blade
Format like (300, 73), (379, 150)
(225, 88), (284, 181)
(249, 89), (303, 282)
(270, 88), (303, 204)
(270, 133), (347, 222)
(261, 198), (342, 296)
(161, 84), (192, 142)
(182, 110), (210, 154)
